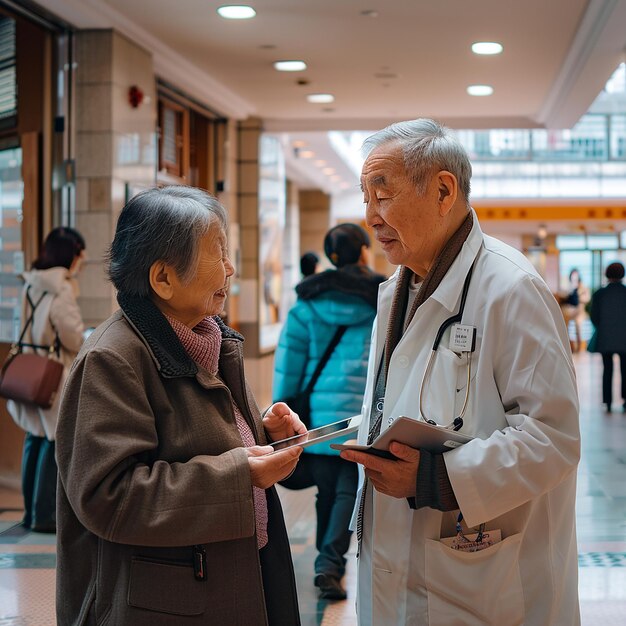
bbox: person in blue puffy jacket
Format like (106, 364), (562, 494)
(273, 223), (386, 600)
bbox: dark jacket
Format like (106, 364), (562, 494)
(56, 295), (300, 625)
(590, 281), (626, 353)
(273, 264), (385, 455)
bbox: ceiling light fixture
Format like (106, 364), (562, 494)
(274, 60), (307, 72)
(314, 160), (326, 167)
(217, 5), (256, 19)
(322, 167), (335, 175)
(292, 140), (306, 148)
(471, 42), (503, 55)
(467, 84), (493, 96)
(299, 150), (315, 158)
(307, 93), (335, 104)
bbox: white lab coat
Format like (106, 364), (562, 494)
(354, 215), (580, 626)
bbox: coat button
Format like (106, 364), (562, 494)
(397, 355), (409, 368)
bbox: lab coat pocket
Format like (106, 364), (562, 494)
(424, 533), (524, 626)
(421, 348), (464, 424)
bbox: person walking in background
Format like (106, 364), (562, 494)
(560, 268), (590, 352)
(273, 223), (386, 600)
(300, 251), (319, 277)
(6, 227), (86, 532)
(589, 262), (626, 413)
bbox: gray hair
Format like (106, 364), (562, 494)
(107, 186), (227, 297)
(362, 118), (472, 201)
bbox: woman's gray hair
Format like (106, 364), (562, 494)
(362, 118), (472, 201)
(107, 186), (227, 297)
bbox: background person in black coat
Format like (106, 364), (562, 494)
(590, 262), (626, 412)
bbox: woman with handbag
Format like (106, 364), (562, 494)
(273, 223), (386, 600)
(6, 227), (86, 532)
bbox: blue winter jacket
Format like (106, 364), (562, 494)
(273, 264), (385, 455)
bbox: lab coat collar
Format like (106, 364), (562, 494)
(428, 209), (484, 312)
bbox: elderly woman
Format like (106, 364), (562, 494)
(55, 187), (304, 625)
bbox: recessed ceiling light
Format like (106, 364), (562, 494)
(292, 140), (306, 148)
(307, 93), (335, 104)
(314, 160), (326, 167)
(299, 150), (315, 158)
(217, 5), (256, 19)
(274, 60), (307, 72)
(467, 84), (493, 96)
(471, 42), (503, 55)
(322, 167), (335, 175)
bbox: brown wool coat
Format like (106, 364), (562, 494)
(55, 295), (300, 626)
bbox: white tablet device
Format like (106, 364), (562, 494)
(269, 417), (361, 454)
(330, 416), (473, 457)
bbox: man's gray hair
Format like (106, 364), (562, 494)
(362, 118), (472, 201)
(107, 186), (227, 297)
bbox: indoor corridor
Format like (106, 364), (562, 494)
(0, 352), (625, 625)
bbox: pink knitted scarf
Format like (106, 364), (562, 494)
(166, 315), (268, 549)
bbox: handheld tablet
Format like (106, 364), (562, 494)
(331, 416), (473, 456)
(269, 417), (361, 454)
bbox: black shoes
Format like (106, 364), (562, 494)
(314, 573), (347, 600)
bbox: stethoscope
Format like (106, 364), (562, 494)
(418, 259), (477, 432)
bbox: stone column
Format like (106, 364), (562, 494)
(299, 189), (331, 266)
(74, 29), (156, 326)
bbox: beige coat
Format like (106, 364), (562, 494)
(7, 268), (84, 440)
(55, 295), (300, 625)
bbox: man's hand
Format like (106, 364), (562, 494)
(246, 445), (303, 489)
(340, 441), (421, 499)
(263, 402), (307, 443)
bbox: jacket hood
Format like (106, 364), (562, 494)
(295, 264), (385, 326)
(22, 267), (69, 295)
(296, 264), (385, 308)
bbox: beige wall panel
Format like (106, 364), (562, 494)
(75, 84), (112, 132)
(75, 132), (113, 178)
(75, 30), (113, 85)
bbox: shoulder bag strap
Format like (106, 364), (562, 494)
(302, 325), (348, 394)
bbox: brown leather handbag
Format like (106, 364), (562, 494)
(0, 289), (64, 409)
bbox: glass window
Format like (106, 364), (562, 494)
(556, 235), (586, 250)
(0, 146), (24, 342)
(586, 234), (619, 250)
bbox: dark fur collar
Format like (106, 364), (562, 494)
(295, 264), (385, 309)
(117, 292), (243, 378)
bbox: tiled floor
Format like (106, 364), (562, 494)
(1, 351), (625, 624)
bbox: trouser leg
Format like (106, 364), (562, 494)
(31, 438), (57, 530)
(602, 353), (614, 406)
(313, 456), (358, 579)
(619, 353), (626, 405)
(21, 433), (42, 528)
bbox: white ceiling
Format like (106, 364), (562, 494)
(39, 0), (626, 203)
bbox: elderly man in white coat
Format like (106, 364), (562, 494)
(340, 118), (580, 625)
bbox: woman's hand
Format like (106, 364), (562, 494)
(263, 402), (307, 443)
(247, 445), (303, 489)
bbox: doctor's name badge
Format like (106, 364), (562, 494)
(449, 324), (477, 353)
